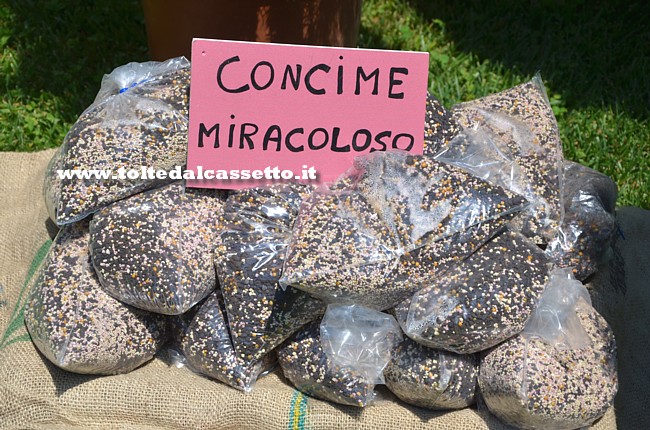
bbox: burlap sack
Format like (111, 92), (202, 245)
(0, 150), (623, 429)
(586, 206), (650, 430)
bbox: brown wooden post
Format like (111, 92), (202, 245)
(141, 0), (362, 61)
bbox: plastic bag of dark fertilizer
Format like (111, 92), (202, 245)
(449, 75), (563, 245)
(280, 151), (528, 310)
(44, 57), (191, 225)
(422, 92), (459, 157)
(546, 161), (618, 281)
(24, 220), (168, 375)
(278, 304), (401, 407)
(173, 290), (265, 392)
(394, 230), (549, 354)
(43, 146), (64, 223)
(89, 181), (226, 315)
(383, 337), (478, 410)
(215, 184), (326, 368)
(479, 268), (618, 429)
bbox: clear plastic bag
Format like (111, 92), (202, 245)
(89, 181), (226, 315)
(278, 321), (374, 407)
(319, 304), (402, 385)
(24, 220), (168, 375)
(521, 268), (593, 349)
(422, 92), (459, 157)
(546, 161), (618, 280)
(278, 304), (401, 407)
(173, 290), (266, 392)
(383, 337), (478, 410)
(44, 57), (191, 225)
(479, 268), (618, 429)
(43, 146), (64, 223)
(449, 75), (564, 244)
(395, 230), (550, 354)
(215, 184), (326, 369)
(280, 151), (528, 310)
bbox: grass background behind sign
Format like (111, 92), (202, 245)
(0, 0), (647, 208)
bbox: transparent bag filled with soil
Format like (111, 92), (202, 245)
(24, 220), (168, 375)
(546, 161), (618, 280)
(43, 146), (64, 223)
(89, 181), (226, 315)
(449, 74), (564, 244)
(422, 92), (459, 157)
(44, 57), (191, 225)
(278, 304), (401, 407)
(395, 230), (549, 354)
(479, 268), (618, 429)
(383, 337), (478, 410)
(215, 184), (326, 368)
(172, 289), (270, 392)
(280, 151), (528, 310)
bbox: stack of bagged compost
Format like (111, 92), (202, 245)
(29, 58), (618, 430)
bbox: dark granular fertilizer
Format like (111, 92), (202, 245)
(546, 161), (618, 281)
(395, 230), (549, 354)
(43, 146), (64, 223)
(383, 337), (478, 410)
(46, 59), (191, 225)
(90, 181), (226, 315)
(24, 220), (168, 375)
(422, 92), (459, 157)
(450, 75), (563, 244)
(280, 152), (528, 310)
(277, 321), (375, 407)
(479, 305), (617, 429)
(215, 184), (326, 366)
(174, 290), (263, 391)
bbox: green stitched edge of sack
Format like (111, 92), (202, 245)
(287, 389), (309, 430)
(0, 239), (51, 350)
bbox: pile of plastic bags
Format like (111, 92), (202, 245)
(28, 58), (619, 430)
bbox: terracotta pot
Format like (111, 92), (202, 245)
(141, 0), (362, 61)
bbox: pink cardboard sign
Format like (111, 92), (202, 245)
(186, 39), (429, 189)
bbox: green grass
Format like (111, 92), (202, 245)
(359, 0), (649, 209)
(0, 0), (148, 151)
(1, 0), (648, 208)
